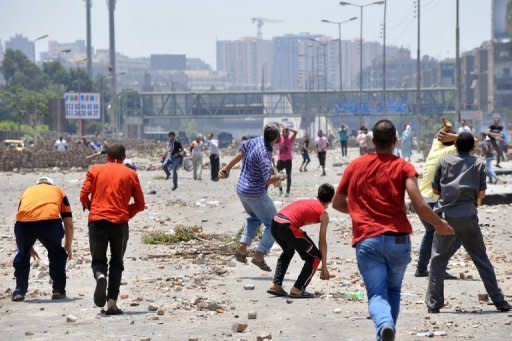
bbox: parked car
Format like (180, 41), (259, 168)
(3, 139), (25, 151)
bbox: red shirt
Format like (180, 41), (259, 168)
(337, 152), (417, 246)
(80, 161), (145, 224)
(278, 199), (326, 231)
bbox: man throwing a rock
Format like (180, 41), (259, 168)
(80, 145), (145, 314)
(220, 125), (282, 272)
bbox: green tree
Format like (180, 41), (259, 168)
(1, 49), (47, 90)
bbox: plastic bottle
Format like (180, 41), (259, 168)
(343, 290), (364, 300)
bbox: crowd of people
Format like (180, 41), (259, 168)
(10, 117), (512, 341)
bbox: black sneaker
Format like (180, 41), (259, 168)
(444, 272), (458, 280)
(380, 325), (395, 341)
(51, 290), (67, 300)
(94, 273), (107, 307)
(414, 269), (429, 277)
(496, 300), (512, 312)
(11, 292), (25, 302)
(427, 307), (440, 313)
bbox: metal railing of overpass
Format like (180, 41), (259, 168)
(127, 88), (456, 120)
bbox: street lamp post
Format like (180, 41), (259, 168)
(382, 0), (387, 113)
(76, 57), (88, 136)
(321, 17), (357, 91)
(32, 34), (48, 63)
(308, 38), (328, 90)
(58, 48), (72, 64)
(340, 1), (384, 123)
(455, 0), (461, 124)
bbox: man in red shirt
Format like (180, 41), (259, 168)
(332, 120), (454, 341)
(267, 184), (333, 298)
(80, 145), (145, 315)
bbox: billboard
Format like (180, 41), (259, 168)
(494, 0), (512, 40)
(64, 92), (100, 119)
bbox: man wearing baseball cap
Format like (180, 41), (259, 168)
(12, 176), (74, 301)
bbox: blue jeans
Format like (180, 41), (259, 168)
(162, 157), (181, 188)
(238, 193), (276, 253)
(356, 234), (411, 340)
(485, 157), (496, 181)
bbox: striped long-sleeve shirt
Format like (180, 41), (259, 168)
(237, 137), (273, 197)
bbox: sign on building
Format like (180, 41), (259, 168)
(64, 92), (101, 119)
(494, 0), (512, 41)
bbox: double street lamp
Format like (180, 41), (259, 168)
(58, 48), (72, 64)
(321, 17), (358, 91)
(308, 38), (329, 90)
(340, 1), (384, 118)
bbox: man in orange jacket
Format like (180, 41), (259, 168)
(80, 144), (145, 315)
(12, 176), (74, 301)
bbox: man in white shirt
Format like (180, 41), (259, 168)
(316, 130), (329, 176)
(55, 136), (68, 152)
(190, 135), (205, 181)
(206, 133), (220, 181)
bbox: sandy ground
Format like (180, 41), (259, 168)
(0, 147), (511, 341)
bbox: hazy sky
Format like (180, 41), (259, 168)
(0, 0), (492, 67)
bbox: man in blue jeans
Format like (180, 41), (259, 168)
(162, 131), (183, 191)
(220, 125), (282, 272)
(333, 120), (454, 341)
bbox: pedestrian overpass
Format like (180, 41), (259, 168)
(120, 88), (456, 139)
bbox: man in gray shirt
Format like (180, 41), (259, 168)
(425, 132), (511, 313)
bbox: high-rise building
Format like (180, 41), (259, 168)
(5, 34), (34, 61)
(216, 37), (272, 89)
(489, 40), (512, 113)
(150, 54), (186, 71)
(41, 40), (88, 63)
(272, 33), (322, 90)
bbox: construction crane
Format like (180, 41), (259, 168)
(251, 17), (283, 39)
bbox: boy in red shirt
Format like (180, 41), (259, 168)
(333, 120), (454, 341)
(267, 184), (334, 298)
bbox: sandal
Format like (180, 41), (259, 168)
(267, 287), (288, 297)
(234, 250), (248, 264)
(288, 290), (315, 299)
(251, 258), (272, 272)
(102, 307), (124, 315)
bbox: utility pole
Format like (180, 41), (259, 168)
(323, 42), (327, 89)
(359, 6), (364, 119)
(108, 0), (117, 134)
(416, 0), (421, 143)
(338, 23), (342, 91)
(85, 0), (92, 79)
(382, 0), (387, 113)
(455, 0), (461, 124)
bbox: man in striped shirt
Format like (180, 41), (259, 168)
(220, 125), (282, 272)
